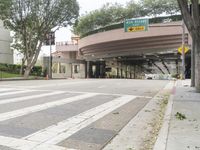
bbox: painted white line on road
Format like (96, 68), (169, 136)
(0, 91), (66, 105)
(136, 96), (153, 99)
(0, 80), (97, 89)
(0, 88), (14, 92)
(29, 81), (99, 89)
(54, 90), (148, 98)
(98, 85), (106, 89)
(24, 95), (136, 145)
(0, 135), (69, 150)
(0, 90), (35, 97)
(0, 93), (98, 122)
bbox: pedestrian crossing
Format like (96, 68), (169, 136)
(0, 87), (141, 150)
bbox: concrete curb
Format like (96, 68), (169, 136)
(153, 95), (174, 150)
(153, 81), (177, 150)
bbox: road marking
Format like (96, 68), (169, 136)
(0, 90), (34, 97)
(98, 85), (106, 89)
(51, 90), (150, 98)
(0, 91), (66, 105)
(136, 96), (153, 99)
(0, 93), (98, 122)
(0, 135), (71, 150)
(23, 95), (136, 145)
(0, 88), (14, 92)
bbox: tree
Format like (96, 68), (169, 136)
(0, 0), (79, 78)
(125, 0), (148, 18)
(73, 3), (128, 36)
(177, 0), (200, 92)
(141, 0), (180, 16)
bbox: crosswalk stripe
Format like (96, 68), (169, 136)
(0, 88), (14, 92)
(0, 93), (98, 122)
(0, 90), (34, 97)
(0, 91), (66, 105)
(23, 95), (136, 145)
(0, 135), (70, 150)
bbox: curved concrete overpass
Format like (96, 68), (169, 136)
(79, 21), (191, 60)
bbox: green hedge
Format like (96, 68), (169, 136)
(81, 15), (182, 38)
(0, 63), (43, 76)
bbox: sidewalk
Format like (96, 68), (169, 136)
(155, 79), (200, 150)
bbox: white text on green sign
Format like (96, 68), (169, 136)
(124, 18), (149, 32)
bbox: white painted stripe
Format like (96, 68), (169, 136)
(0, 90), (34, 97)
(0, 88), (14, 92)
(0, 91), (66, 105)
(28, 80), (99, 88)
(98, 85), (106, 89)
(0, 135), (69, 150)
(0, 93), (98, 122)
(24, 95), (136, 145)
(136, 96), (153, 99)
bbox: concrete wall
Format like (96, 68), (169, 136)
(0, 20), (13, 64)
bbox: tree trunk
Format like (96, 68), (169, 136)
(24, 65), (32, 79)
(20, 58), (25, 75)
(195, 36), (200, 92)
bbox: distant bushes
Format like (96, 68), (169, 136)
(0, 63), (43, 76)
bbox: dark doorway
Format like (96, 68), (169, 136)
(87, 61), (106, 78)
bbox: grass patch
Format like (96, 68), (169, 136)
(0, 71), (22, 78)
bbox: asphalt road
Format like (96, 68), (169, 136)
(0, 79), (169, 150)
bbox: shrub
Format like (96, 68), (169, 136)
(0, 63), (42, 76)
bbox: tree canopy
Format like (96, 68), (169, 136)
(0, 0), (79, 78)
(141, 0), (180, 16)
(73, 3), (127, 35)
(73, 0), (179, 36)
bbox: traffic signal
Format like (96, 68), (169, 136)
(44, 32), (55, 45)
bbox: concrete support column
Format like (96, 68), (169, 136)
(86, 61), (90, 78)
(130, 65), (132, 79)
(120, 63), (123, 78)
(176, 60), (179, 76)
(117, 61), (119, 78)
(134, 65), (136, 79)
(125, 65), (128, 78)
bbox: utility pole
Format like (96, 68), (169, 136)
(49, 36), (52, 79)
(181, 20), (185, 80)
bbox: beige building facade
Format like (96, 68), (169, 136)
(0, 20), (13, 64)
(51, 40), (85, 79)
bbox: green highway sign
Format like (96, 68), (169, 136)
(124, 18), (149, 32)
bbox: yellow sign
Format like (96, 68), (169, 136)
(178, 45), (190, 54)
(128, 26), (145, 32)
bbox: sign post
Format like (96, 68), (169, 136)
(45, 32), (55, 79)
(181, 21), (185, 80)
(124, 18), (149, 32)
